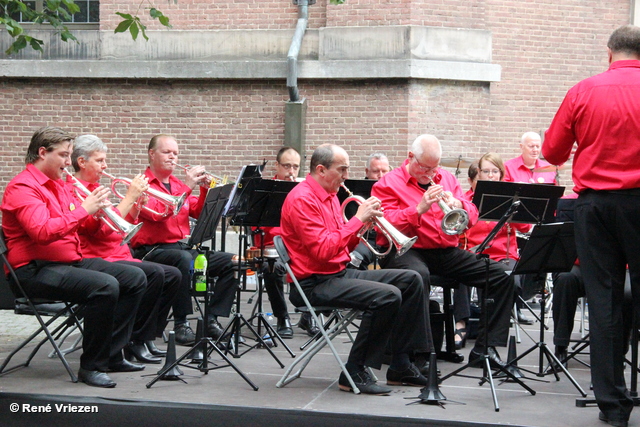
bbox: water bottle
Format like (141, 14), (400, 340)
(265, 312), (276, 325)
(194, 252), (208, 292)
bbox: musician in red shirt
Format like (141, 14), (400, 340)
(504, 132), (557, 184)
(252, 147), (319, 338)
(1, 126), (146, 388)
(281, 144), (430, 395)
(130, 135), (237, 345)
(542, 25), (640, 427)
(372, 134), (519, 376)
(70, 134), (180, 363)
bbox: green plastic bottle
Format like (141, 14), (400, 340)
(194, 253), (208, 292)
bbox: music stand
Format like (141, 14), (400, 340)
(216, 171), (292, 366)
(441, 181), (565, 410)
(507, 222), (586, 396)
(146, 184), (258, 391)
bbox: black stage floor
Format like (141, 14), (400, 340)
(0, 297), (635, 427)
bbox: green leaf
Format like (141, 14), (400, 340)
(115, 12), (134, 20)
(129, 21), (139, 40)
(149, 8), (161, 18)
(158, 15), (171, 28)
(114, 19), (133, 34)
(61, 0), (80, 14)
(29, 37), (44, 52)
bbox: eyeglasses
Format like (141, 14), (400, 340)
(413, 157), (439, 173)
(278, 163), (300, 170)
(480, 169), (501, 176)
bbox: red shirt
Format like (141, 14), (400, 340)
(68, 177), (138, 262)
(504, 155), (557, 185)
(1, 164), (89, 269)
(130, 167), (207, 248)
(371, 160), (478, 250)
(542, 60), (640, 193)
(462, 189), (530, 262)
(280, 174), (363, 280)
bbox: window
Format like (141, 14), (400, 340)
(10, 0), (99, 24)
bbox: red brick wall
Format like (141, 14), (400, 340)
(1, 0), (633, 197)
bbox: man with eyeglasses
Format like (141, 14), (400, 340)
(504, 132), (557, 184)
(252, 146), (320, 338)
(372, 134), (519, 375)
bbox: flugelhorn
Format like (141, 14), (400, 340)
(340, 184), (417, 258)
(171, 162), (229, 187)
(65, 169), (143, 245)
(429, 178), (469, 235)
(101, 171), (186, 218)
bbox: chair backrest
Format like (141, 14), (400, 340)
(272, 235), (291, 265)
(0, 227), (29, 301)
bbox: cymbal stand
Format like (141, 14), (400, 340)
(247, 229), (295, 357)
(146, 246), (258, 390)
(215, 228), (285, 367)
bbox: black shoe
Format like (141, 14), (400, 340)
(413, 356), (441, 377)
(174, 322), (196, 346)
(516, 310), (534, 325)
(145, 340), (166, 357)
(553, 346), (568, 369)
(454, 328), (467, 350)
(107, 359), (146, 373)
(78, 368), (116, 388)
(298, 312), (320, 337)
(207, 317), (225, 340)
(276, 317), (293, 339)
(599, 411), (629, 427)
(469, 346), (523, 378)
(124, 342), (162, 364)
(338, 369), (391, 395)
(386, 363), (428, 387)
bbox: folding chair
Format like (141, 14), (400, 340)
(0, 228), (84, 382)
(272, 236), (367, 394)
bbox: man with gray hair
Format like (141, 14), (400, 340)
(543, 25), (640, 427)
(372, 134), (519, 376)
(365, 153), (390, 180)
(504, 132), (557, 184)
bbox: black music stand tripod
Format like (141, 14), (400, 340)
(508, 222), (586, 397)
(146, 184), (258, 390)
(217, 175), (293, 366)
(438, 196), (536, 412)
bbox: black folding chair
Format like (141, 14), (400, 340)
(0, 228), (84, 382)
(272, 236), (372, 394)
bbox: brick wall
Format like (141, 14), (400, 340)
(0, 0), (633, 197)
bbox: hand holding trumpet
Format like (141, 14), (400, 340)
(183, 164), (211, 190)
(81, 185), (112, 215)
(354, 195), (384, 224)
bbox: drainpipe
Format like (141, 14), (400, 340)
(284, 0), (313, 172)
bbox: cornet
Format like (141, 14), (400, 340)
(65, 169), (143, 245)
(340, 184), (417, 258)
(429, 178), (469, 235)
(171, 162), (229, 187)
(101, 171), (186, 218)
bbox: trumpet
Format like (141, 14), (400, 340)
(429, 178), (469, 235)
(65, 169), (143, 245)
(341, 184), (417, 258)
(171, 162), (229, 187)
(101, 171), (186, 218)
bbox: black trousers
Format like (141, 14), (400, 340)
(116, 260), (181, 341)
(575, 189), (640, 421)
(382, 247), (513, 349)
(552, 265), (585, 348)
(15, 258), (146, 371)
(134, 243), (237, 321)
(290, 268), (430, 370)
(261, 259), (289, 320)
